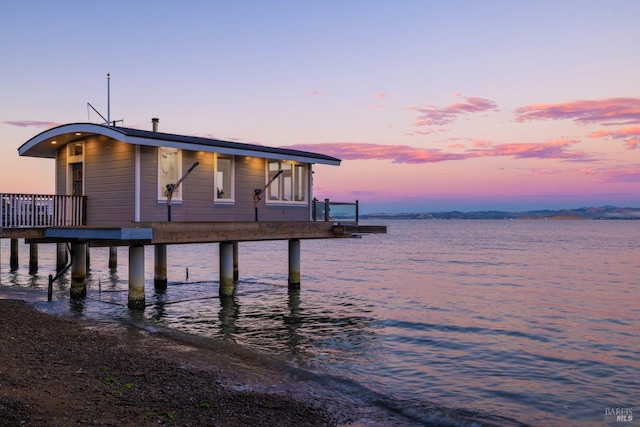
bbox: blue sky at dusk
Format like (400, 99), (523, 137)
(1, 1), (639, 213)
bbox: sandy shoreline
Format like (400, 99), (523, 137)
(0, 298), (350, 426)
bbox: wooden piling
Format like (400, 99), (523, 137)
(70, 243), (87, 299)
(56, 243), (68, 272)
(29, 243), (38, 275)
(128, 245), (145, 309)
(154, 244), (168, 289)
(233, 241), (239, 282)
(219, 242), (234, 297)
(288, 239), (301, 289)
(108, 246), (118, 270)
(10, 239), (19, 271)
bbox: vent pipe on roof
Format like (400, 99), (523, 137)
(152, 117), (159, 132)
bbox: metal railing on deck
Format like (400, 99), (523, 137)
(312, 198), (359, 224)
(1, 194), (86, 228)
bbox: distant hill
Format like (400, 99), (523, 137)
(361, 206), (640, 220)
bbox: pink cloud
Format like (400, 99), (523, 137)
(286, 138), (589, 164)
(406, 96), (498, 128)
(287, 142), (474, 164)
(374, 92), (387, 98)
(4, 120), (61, 128)
(419, 97), (496, 125)
(514, 97), (640, 125)
(587, 125), (640, 149)
(307, 90), (321, 96)
(471, 138), (589, 161)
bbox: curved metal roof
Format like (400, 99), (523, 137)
(18, 123), (341, 166)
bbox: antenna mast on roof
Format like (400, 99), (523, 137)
(107, 72), (111, 124)
(87, 73), (123, 126)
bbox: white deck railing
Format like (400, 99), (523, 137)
(1, 194), (86, 228)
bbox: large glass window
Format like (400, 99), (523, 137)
(266, 160), (307, 203)
(215, 155), (234, 201)
(158, 147), (182, 200)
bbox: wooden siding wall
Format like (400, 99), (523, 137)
(138, 146), (214, 222)
(55, 138), (312, 226)
(139, 148), (311, 222)
(84, 136), (136, 226)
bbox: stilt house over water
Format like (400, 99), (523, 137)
(2, 119), (385, 307)
(17, 120), (342, 225)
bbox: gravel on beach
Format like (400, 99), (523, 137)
(0, 298), (346, 427)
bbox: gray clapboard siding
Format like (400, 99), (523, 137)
(54, 138), (312, 226)
(84, 138), (135, 226)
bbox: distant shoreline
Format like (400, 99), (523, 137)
(359, 206), (640, 221)
(515, 215), (588, 220)
(362, 216), (635, 220)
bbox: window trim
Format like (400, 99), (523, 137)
(66, 141), (85, 196)
(214, 153), (235, 204)
(265, 160), (308, 205)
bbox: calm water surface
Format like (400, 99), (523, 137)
(1, 220), (638, 426)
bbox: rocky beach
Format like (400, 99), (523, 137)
(0, 298), (346, 426)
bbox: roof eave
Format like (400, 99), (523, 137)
(123, 135), (341, 165)
(18, 123), (342, 165)
(18, 123), (125, 159)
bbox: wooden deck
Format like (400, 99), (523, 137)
(2, 221), (386, 247)
(141, 221), (385, 244)
(1, 193), (386, 246)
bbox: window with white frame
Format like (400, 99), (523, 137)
(67, 141), (84, 196)
(215, 154), (234, 202)
(158, 147), (182, 200)
(266, 160), (307, 203)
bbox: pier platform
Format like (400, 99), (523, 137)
(2, 221), (385, 246)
